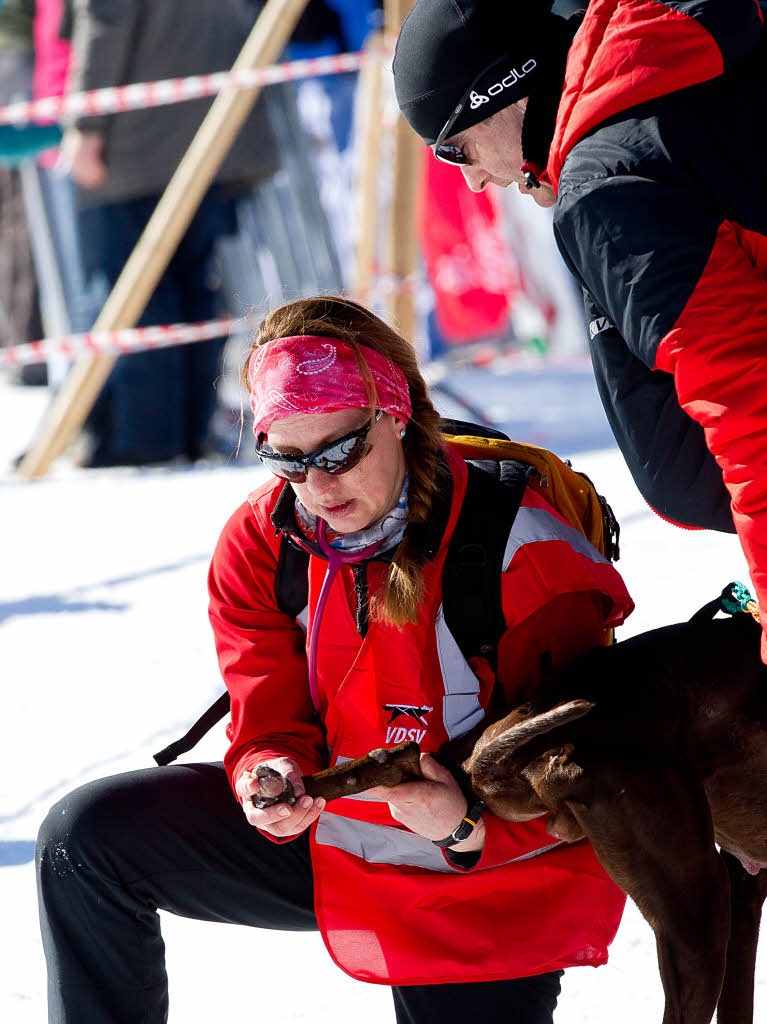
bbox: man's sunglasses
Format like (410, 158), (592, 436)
(432, 56), (506, 166)
(256, 410), (382, 483)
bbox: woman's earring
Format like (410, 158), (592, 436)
(400, 429), (406, 438)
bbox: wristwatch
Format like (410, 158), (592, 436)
(432, 800), (485, 849)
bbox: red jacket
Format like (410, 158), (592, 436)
(549, 0), (767, 654)
(208, 448), (634, 984)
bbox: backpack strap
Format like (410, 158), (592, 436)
(441, 459), (531, 671)
(153, 692), (232, 766)
(439, 417), (511, 443)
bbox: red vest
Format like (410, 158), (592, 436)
(210, 450), (634, 984)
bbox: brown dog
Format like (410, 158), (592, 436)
(464, 611), (767, 1024)
(257, 610), (767, 1024)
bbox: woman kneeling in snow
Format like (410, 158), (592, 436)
(37, 295), (633, 1023)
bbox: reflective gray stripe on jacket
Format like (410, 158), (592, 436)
(315, 813), (563, 873)
(502, 506), (609, 571)
(435, 604), (485, 741)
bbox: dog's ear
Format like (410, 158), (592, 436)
(470, 700), (595, 787)
(495, 700), (594, 753)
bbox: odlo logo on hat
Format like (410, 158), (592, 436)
(470, 58), (537, 110)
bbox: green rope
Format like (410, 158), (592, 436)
(719, 581), (754, 616)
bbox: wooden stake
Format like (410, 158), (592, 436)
(351, 31), (385, 302)
(18, 0), (309, 480)
(383, 0), (421, 342)
(386, 107), (422, 340)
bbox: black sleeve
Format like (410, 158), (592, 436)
(655, 0), (765, 70)
(553, 173), (734, 532)
(583, 290), (734, 532)
(554, 175), (720, 369)
(69, 0), (139, 133)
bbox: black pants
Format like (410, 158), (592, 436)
(36, 763), (563, 1023)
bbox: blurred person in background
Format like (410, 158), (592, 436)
(0, 0), (45, 384)
(0, 0), (102, 397)
(393, 0), (767, 658)
(287, 0), (381, 153)
(59, 0), (279, 466)
(33, 0), (102, 372)
(0, 0), (62, 166)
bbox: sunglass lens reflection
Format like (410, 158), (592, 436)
(272, 461), (307, 482)
(314, 435), (365, 474)
(435, 144), (467, 165)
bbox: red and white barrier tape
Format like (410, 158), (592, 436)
(0, 318), (241, 366)
(0, 51), (367, 127)
(1, 273), (421, 366)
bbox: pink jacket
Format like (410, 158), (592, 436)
(33, 0), (71, 166)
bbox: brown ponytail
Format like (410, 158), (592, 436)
(242, 295), (448, 627)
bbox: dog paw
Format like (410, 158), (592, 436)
(250, 766), (296, 809)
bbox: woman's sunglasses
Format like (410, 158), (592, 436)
(256, 410), (382, 483)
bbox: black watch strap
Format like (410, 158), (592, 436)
(432, 800), (485, 849)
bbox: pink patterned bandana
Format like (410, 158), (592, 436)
(248, 335), (412, 437)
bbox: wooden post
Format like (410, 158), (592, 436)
(351, 31), (385, 302)
(383, 0), (421, 342)
(18, 0), (309, 480)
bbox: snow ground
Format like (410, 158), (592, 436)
(1, 366), (765, 1023)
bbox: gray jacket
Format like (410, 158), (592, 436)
(69, 0), (279, 206)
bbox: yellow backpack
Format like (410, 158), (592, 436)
(444, 427), (620, 562)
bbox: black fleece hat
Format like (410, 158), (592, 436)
(393, 0), (561, 146)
